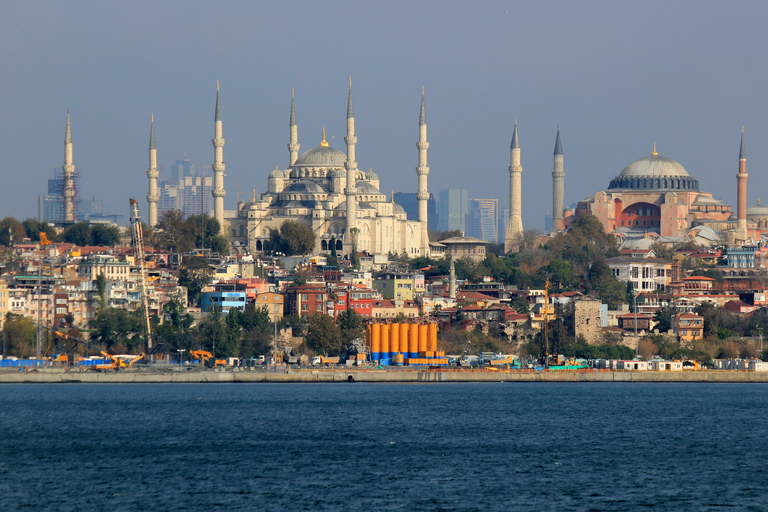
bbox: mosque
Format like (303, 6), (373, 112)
(146, 82), (431, 258)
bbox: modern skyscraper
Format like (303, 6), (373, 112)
(437, 188), (469, 233)
(468, 198), (498, 243)
(393, 192), (438, 230)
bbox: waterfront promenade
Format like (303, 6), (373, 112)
(2, 368), (768, 383)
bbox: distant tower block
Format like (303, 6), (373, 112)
(504, 121), (523, 253)
(212, 81), (226, 233)
(736, 126), (748, 242)
(552, 126), (564, 233)
(62, 108), (76, 222)
(416, 87), (430, 255)
(147, 114), (159, 227)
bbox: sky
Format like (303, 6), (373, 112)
(2, 1), (768, 231)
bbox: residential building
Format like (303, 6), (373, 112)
(607, 256), (670, 293)
(671, 313), (704, 342)
(373, 273), (425, 301)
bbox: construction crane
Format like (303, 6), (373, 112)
(130, 199), (153, 362)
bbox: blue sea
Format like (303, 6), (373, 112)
(0, 382), (766, 511)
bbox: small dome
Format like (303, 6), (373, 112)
(366, 168), (379, 180)
(331, 169), (346, 178)
(293, 145), (346, 168)
(282, 180), (327, 194)
(393, 203), (406, 215)
(748, 199), (768, 216)
(619, 153), (690, 178)
(269, 168), (285, 178)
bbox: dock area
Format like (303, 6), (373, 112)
(2, 368), (768, 383)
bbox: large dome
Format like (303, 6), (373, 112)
(619, 154), (690, 178)
(293, 145), (346, 168)
(607, 149), (699, 192)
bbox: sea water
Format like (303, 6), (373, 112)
(0, 382), (766, 511)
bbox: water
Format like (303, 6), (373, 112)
(0, 382), (766, 511)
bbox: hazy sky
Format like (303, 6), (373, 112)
(2, 1), (767, 230)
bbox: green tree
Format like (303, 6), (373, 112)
(22, 219), (57, 244)
(0, 217), (28, 246)
(2, 314), (36, 357)
(90, 308), (143, 352)
(62, 222), (92, 246)
(305, 313), (342, 355)
(269, 220), (316, 255)
(338, 309), (365, 346)
(95, 273), (107, 310)
(178, 256), (214, 306)
(588, 258), (626, 309)
(653, 307), (679, 333)
(89, 224), (120, 246)
(156, 210), (194, 253)
(197, 307), (227, 358)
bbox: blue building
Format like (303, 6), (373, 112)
(201, 291), (247, 313)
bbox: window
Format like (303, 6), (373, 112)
(301, 304), (308, 311)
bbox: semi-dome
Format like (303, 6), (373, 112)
(282, 180), (327, 194)
(355, 181), (382, 195)
(619, 154), (690, 178)
(293, 145), (346, 168)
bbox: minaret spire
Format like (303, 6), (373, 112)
(504, 120), (523, 253)
(147, 114), (159, 227)
(552, 126), (564, 233)
(416, 86), (430, 256)
(62, 108), (76, 222)
(736, 126), (748, 242)
(211, 81), (226, 233)
(288, 88), (300, 166)
(344, 78), (359, 253)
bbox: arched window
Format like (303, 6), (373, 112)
(336, 240), (343, 251)
(256, 240), (263, 251)
(321, 240), (328, 251)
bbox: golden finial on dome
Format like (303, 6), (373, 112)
(391, 190), (395, 203)
(252, 189), (256, 201)
(320, 127), (329, 147)
(652, 142), (658, 156)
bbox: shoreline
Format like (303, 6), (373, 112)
(2, 369), (768, 383)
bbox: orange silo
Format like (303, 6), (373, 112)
(428, 323), (438, 352)
(389, 323), (400, 357)
(371, 323), (381, 362)
(400, 323), (410, 358)
(418, 324), (428, 355)
(380, 323), (390, 363)
(409, 324), (419, 358)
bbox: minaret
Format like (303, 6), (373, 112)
(212, 81), (226, 232)
(504, 121), (523, 253)
(62, 108), (76, 222)
(449, 257), (457, 299)
(416, 87), (430, 255)
(288, 88), (300, 166)
(736, 126), (748, 242)
(552, 126), (564, 233)
(146, 114), (159, 227)
(344, 78), (358, 251)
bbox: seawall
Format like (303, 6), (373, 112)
(2, 369), (768, 383)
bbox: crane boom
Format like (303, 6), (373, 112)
(130, 199), (153, 359)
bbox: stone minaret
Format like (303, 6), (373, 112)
(288, 88), (300, 166)
(344, 79), (359, 250)
(146, 114), (159, 227)
(552, 126), (564, 233)
(212, 81), (226, 232)
(62, 108), (76, 222)
(416, 87), (430, 255)
(736, 126), (748, 242)
(504, 121), (523, 253)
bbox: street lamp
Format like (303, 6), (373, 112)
(177, 348), (186, 365)
(756, 325), (763, 360)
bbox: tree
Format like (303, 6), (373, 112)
(2, 314), (36, 357)
(61, 222), (92, 246)
(197, 307), (227, 357)
(269, 220), (316, 256)
(338, 309), (365, 346)
(95, 273), (107, 310)
(156, 210), (193, 253)
(653, 307), (679, 333)
(0, 217), (28, 246)
(588, 258), (626, 309)
(90, 308), (143, 353)
(22, 219), (57, 244)
(178, 256), (214, 306)
(305, 313), (342, 355)
(89, 224), (120, 246)
(429, 229), (463, 242)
